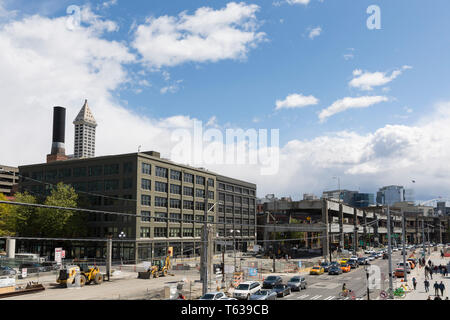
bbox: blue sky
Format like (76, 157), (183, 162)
(1, 0), (450, 201)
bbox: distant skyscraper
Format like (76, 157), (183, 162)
(376, 185), (405, 206)
(73, 100), (97, 159)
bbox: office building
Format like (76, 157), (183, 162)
(73, 100), (97, 159)
(0, 165), (19, 197)
(376, 185), (405, 206)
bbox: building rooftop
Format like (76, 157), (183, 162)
(73, 99), (97, 126)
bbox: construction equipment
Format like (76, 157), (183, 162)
(138, 254), (171, 279)
(56, 262), (104, 287)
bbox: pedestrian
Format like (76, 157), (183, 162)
(430, 267), (433, 280)
(434, 281), (439, 296)
(424, 279), (430, 292)
(441, 250), (444, 259)
(412, 277), (417, 290)
(439, 281), (445, 296)
(427, 295), (431, 300)
(445, 266), (448, 277)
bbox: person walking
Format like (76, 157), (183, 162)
(424, 279), (430, 293)
(434, 281), (439, 296)
(425, 266), (429, 280)
(441, 250), (444, 259)
(430, 267), (433, 280)
(439, 281), (445, 297)
(412, 277), (417, 290)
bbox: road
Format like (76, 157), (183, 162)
(273, 250), (413, 301)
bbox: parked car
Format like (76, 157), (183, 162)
(272, 284), (291, 297)
(366, 255), (375, 261)
(339, 258), (349, 264)
(397, 262), (411, 273)
(310, 266), (325, 275)
(357, 257), (369, 265)
(249, 289), (277, 300)
(19, 262), (45, 274)
(287, 276), (307, 291)
(233, 281), (261, 300)
(41, 261), (58, 271)
(340, 263), (351, 273)
(262, 275), (282, 289)
(328, 265), (343, 275)
(199, 292), (227, 300)
(0, 266), (17, 276)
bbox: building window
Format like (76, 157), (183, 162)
(169, 228), (181, 238)
(195, 202), (205, 211)
(155, 166), (168, 178)
(58, 168), (72, 178)
(141, 211), (151, 222)
(155, 181), (168, 193)
(183, 214), (194, 222)
(140, 227), (150, 238)
(124, 162), (133, 174)
(194, 228), (202, 237)
(243, 189), (249, 195)
(226, 195), (233, 202)
(88, 181), (103, 192)
(155, 212), (167, 222)
(208, 216), (214, 222)
(208, 191), (214, 200)
(123, 178), (133, 189)
(207, 178), (214, 187)
(195, 215), (204, 222)
(218, 183), (225, 190)
(142, 163), (151, 175)
(89, 166), (102, 176)
(183, 228), (193, 237)
(183, 200), (194, 210)
(72, 182), (87, 192)
(104, 179), (119, 191)
(141, 195), (151, 206)
(226, 185), (233, 192)
(225, 206), (233, 214)
(154, 227), (167, 237)
(73, 167), (86, 177)
(155, 196), (168, 208)
(170, 170), (181, 181)
(243, 198), (249, 205)
(45, 170), (57, 181)
(183, 186), (193, 197)
(219, 193), (225, 202)
(196, 189), (205, 198)
(218, 205), (224, 213)
(170, 184), (181, 195)
(141, 178), (151, 190)
(104, 164), (119, 175)
(196, 176), (205, 185)
(184, 173), (194, 183)
(170, 213), (181, 222)
(235, 187), (242, 194)
(170, 199), (181, 209)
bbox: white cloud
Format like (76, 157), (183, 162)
(275, 93), (319, 110)
(308, 26), (322, 39)
(318, 96), (388, 122)
(132, 2), (266, 68)
(287, 0), (310, 5)
(349, 66), (411, 91)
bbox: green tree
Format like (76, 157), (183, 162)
(35, 183), (87, 238)
(0, 193), (16, 236)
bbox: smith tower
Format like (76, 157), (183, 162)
(73, 99), (97, 159)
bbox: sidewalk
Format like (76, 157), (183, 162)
(403, 250), (449, 300)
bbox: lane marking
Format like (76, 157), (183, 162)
(324, 296), (335, 300)
(310, 295), (322, 300)
(297, 294), (309, 300)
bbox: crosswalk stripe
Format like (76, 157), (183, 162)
(310, 295), (322, 300)
(324, 296), (335, 300)
(298, 294), (309, 299)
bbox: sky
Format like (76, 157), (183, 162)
(1, 0), (450, 202)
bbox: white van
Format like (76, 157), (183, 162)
(233, 281), (261, 300)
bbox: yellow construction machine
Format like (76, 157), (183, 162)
(138, 249), (172, 279)
(56, 262), (104, 287)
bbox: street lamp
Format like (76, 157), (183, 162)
(119, 231), (126, 265)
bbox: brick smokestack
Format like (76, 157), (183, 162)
(47, 106), (68, 163)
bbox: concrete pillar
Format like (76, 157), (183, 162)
(106, 237), (112, 281)
(363, 211), (367, 249)
(322, 199), (330, 261)
(6, 238), (15, 259)
(339, 204), (344, 249)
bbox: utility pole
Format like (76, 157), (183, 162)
(201, 184), (209, 296)
(386, 206), (394, 299)
(106, 235), (112, 281)
(422, 218), (426, 259)
(402, 211), (407, 283)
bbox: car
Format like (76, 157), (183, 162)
(357, 257), (369, 265)
(249, 289), (277, 300)
(339, 258), (349, 264)
(0, 266), (17, 276)
(310, 266), (325, 275)
(347, 259), (358, 269)
(366, 255), (375, 261)
(394, 268), (405, 278)
(350, 256), (359, 261)
(408, 258), (418, 267)
(320, 262), (331, 272)
(328, 265), (343, 275)
(340, 263), (351, 273)
(287, 276), (307, 291)
(262, 275), (282, 289)
(233, 281), (261, 300)
(41, 261), (59, 271)
(199, 292), (227, 300)
(219, 297), (237, 300)
(19, 262), (45, 274)
(371, 253), (379, 259)
(272, 284), (291, 297)
(383, 253), (389, 259)
(392, 248), (399, 252)
(397, 262), (411, 273)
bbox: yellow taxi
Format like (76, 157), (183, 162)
(340, 263), (351, 273)
(339, 258), (349, 264)
(309, 266), (325, 275)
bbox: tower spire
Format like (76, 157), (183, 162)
(73, 99), (97, 159)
